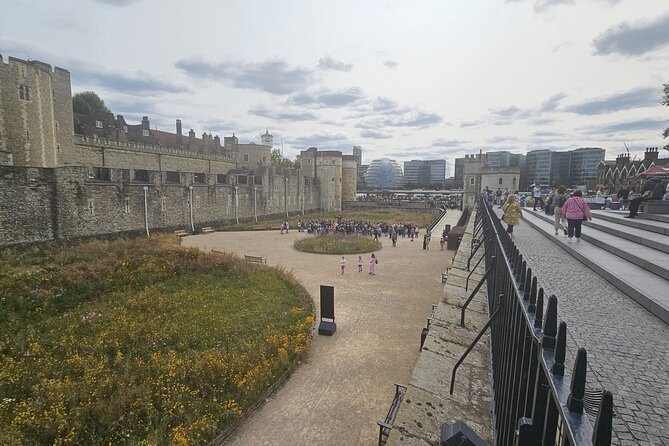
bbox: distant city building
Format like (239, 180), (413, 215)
(525, 147), (604, 189)
(445, 160), (452, 178)
(454, 158), (465, 189)
(403, 159), (446, 188)
(357, 164), (368, 191)
(352, 145), (362, 167)
(486, 151), (512, 167)
(462, 151), (520, 207)
(365, 158), (404, 189)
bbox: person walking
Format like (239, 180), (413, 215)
(357, 256), (363, 272)
(369, 253), (377, 275)
(532, 184), (542, 211)
(340, 256), (347, 275)
(562, 190), (592, 242)
(502, 194), (522, 235)
(553, 185), (568, 236)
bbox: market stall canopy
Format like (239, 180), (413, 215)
(630, 164), (669, 180)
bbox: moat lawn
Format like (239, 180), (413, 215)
(0, 236), (313, 446)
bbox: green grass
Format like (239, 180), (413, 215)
(294, 234), (382, 254)
(218, 209), (437, 232)
(0, 236), (313, 446)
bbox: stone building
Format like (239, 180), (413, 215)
(597, 147), (668, 193)
(0, 54), (351, 246)
(462, 151), (520, 207)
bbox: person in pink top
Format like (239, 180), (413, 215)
(561, 190), (592, 242)
(368, 253), (377, 275)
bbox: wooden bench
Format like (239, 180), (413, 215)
(252, 225), (266, 231)
(201, 226), (215, 234)
(271, 225), (283, 230)
(174, 229), (189, 237)
(377, 383), (408, 445)
(244, 254), (267, 265)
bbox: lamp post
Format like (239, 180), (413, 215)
(188, 185), (194, 233)
(284, 176), (289, 220)
(253, 187), (258, 222)
(142, 186), (150, 237)
(234, 186), (239, 225)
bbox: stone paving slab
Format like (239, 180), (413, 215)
(506, 209), (669, 445)
(521, 210), (669, 324)
(590, 210), (669, 236)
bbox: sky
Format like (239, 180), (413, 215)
(1, 0), (668, 171)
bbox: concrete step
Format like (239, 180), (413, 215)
(648, 214), (669, 223)
(589, 210), (669, 236)
(525, 209), (669, 254)
(527, 210), (669, 281)
(518, 210), (669, 324)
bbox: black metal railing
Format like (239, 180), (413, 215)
(457, 197), (613, 446)
(427, 207), (448, 233)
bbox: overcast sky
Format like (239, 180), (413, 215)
(2, 0), (668, 169)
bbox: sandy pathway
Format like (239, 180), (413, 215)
(183, 211), (461, 446)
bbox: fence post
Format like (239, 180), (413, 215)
(552, 322), (567, 376)
(567, 348), (587, 414)
(593, 391), (614, 446)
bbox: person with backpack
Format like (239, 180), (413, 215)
(553, 185), (568, 236)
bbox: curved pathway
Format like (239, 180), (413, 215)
(183, 211), (460, 445)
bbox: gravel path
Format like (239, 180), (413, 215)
(183, 211), (461, 446)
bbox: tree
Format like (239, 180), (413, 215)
(663, 83), (669, 151)
(271, 148), (300, 168)
(72, 91), (111, 115)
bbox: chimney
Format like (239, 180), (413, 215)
(141, 116), (150, 129)
(189, 129), (195, 141)
(176, 119), (182, 145)
(644, 147), (659, 161)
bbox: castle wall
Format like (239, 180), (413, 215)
(341, 156), (358, 202)
(0, 164), (321, 246)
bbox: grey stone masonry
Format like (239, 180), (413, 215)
(507, 209), (669, 445)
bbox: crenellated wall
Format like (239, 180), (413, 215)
(0, 165), (320, 246)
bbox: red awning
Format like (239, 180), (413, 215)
(630, 164), (669, 180)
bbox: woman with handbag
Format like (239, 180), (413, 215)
(562, 190), (592, 242)
(502, 194), (522, 235)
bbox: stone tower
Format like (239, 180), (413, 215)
(341, 155), (358, 202)
(261, 129), (273, 148)
(299, 147), (344, 211)
(0, 55), (75, 167)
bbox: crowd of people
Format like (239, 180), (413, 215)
(294, 218), (424, 244)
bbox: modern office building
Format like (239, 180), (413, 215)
(570, 147), (605, 187)
(486, 151), (512, 167)
(352, 145), (363, 167)
(365, 158), (404, 189)
(454, 158), (465, 189)
(403, 159), (447, 188)
(357, 164), (368, 191)
(525, 148), (604, 189)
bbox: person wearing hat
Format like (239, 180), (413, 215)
(625, 177), (665, 218)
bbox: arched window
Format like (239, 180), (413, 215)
(498, 177), (503, 185)
(470, 177), (475, 185)
(512, 177), (517, 186)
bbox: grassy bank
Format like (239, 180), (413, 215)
(0, 236), (313, 445)
(218, 209), (436, 232)
(294, 234), (382, 254)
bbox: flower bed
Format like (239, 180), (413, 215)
(294, 233), (382, 254)
(0, 236), (313, 445)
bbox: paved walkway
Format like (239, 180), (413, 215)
(183, 211), (461, 446)
(508, 210), (669, 446)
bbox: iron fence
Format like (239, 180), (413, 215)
(458, 197), (613, 446)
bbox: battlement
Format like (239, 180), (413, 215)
(1, 54), (70, 75)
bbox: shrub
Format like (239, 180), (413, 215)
(0, 236), (313, 445)
(294, 234), (382, 254)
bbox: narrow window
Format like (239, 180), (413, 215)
(470, 177), (475, 185)
(123, 125), (128, 133)
(133, 169), (150, 183)
(87, 199), (95, 216)
(165, 171), (180, 183)
(262, 156), (266, 163)
(498, 177), (503, 185)
(243, 154), (249, 162)
(161, 196), (166, 212)
(124, 197), (130, 214)
(95, 120), (103, 129)
(142, 129), (150, 137)
(193, 173), (207, 184)
(18, 85), (30, 101)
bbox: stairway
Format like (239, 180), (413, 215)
(517, 208), (669, 324)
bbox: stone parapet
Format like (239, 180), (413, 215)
(387, 210), (493, 445)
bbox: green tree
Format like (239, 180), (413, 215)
(72, 91), (111, 115)
(271, 148), (301, 168)
(663, 83), (669, 151)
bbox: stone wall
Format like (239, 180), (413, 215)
(0, 164), (320, 247)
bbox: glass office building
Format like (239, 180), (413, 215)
(365, 158), (404, 189)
